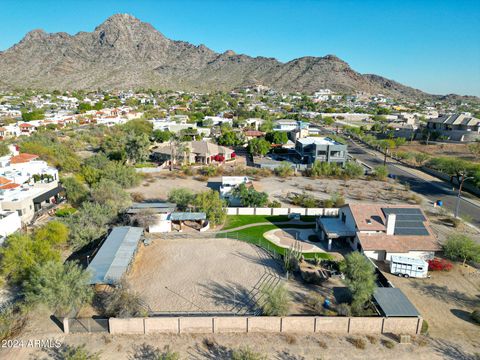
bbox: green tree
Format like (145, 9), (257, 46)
(0, 221), (68, 284)
(258, 119), (274, 133)
(193, 190), (226, 226)
(265, 131), (288, 144)
(231, 183), (269, 207)
(65, 202), (117, 250)
(323, 116), (335, 126)
(247, 138), (271, 156)
(23, 261), (93, 316)
(123, 119), (153, 136)
(443, 234), (480, 265)
(152, 130), (173, 143)
(125, 133), (150, 164)
(218, 131), (243, 146)
(21, 109), (45, 121)
(343, 252), (377, 314)
(0, 143), (9, 157)
(62, 177), (89, 207)
(379, 139), (396, 166)
(91, 179), (132, 212)
(33, 221), (69, 246)
(168, 188), (195, 211)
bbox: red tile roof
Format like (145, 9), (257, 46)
(10, 153), (39, 164)
(19, 123), (34, 128)
(0, 176), (11, 185)
(0, 183), (20, 190)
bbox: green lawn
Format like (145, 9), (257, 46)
(222, 215), (316, 230)
(217, 223), (332, 260)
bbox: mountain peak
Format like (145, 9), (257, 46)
(22, 29), (47, 41)
(0, 15), (436, 99)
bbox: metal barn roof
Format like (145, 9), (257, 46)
(170, 212), (207, 221)
(127, 202), (177, 214)
(87, 227), (143, 285)
(373, 287), (420, 317)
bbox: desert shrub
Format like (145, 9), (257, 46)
(53, 344), (101, 360)
(335, 303), (351, 317)
(421, 320), (429, 335)
(381, 339), (395, 349)
(471, 309), (480, 324)
(268, 200), (282, 208)
(305, 293), (325, 315)
(443, 234), (480, 265)
(130, 192), (145, 203)
(347, 337), (366, 350)
(55, 207), (77, 217)
(283, 333), (297, 345)
(274, 162), (294, 178)
(428, 258), (453, 271)
(231, 346), (267, 360)
(0, 303), (29, 341)
(102, 282), (147, 318)
(373, 165), (388, 180)
(366, 335), (378, 344)
(260, 283), (290, 316)
(199, 165), (219, 177)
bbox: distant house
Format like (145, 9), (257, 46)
(295, 137), (347, 165)
(243, 130), (265, 141)
(151, 140), (235, 166)
(426, 114), (480, 141)
(317, 204), (440, 261)
(219, 176), (251, 205)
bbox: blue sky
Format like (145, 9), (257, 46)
(1, 0), (479, 96)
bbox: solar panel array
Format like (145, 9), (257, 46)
(383, 208), (429, 236)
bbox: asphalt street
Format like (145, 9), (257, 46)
(347, 138), (480, 229)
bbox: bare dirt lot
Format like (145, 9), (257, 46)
(127, 238), (284, 314)
(384, 263), (480, 352)
(398, 142), (478, 163)
(129, 173), (418, 208)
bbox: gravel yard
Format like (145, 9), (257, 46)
(129, 172), (418, 207)
(384, 263), (480, 351)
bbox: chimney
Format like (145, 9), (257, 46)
(386, 213), (396, 235)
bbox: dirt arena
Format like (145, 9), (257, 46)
(127, 238), (284, 314)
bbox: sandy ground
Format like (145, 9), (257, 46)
(3, 328), (478, 360)
(129, 173), (417, 208)
(127, 238), (284, 314)
(384, 263), (480, 351)
(398, 142), (478, 163)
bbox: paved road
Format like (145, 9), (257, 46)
(347, 138), (480, 229)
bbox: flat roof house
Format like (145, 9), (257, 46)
(426, 114), (480, 141)
(317, 203), (440, 261)
(295, 137), (348, 165)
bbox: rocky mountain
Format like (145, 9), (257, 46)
(0, 14), (447, 98)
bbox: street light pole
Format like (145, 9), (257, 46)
(454, 175), (473, 218)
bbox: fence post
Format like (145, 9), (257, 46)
(63, 318), (69, 334)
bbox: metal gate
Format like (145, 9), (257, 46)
(68, 317), (109, 333)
